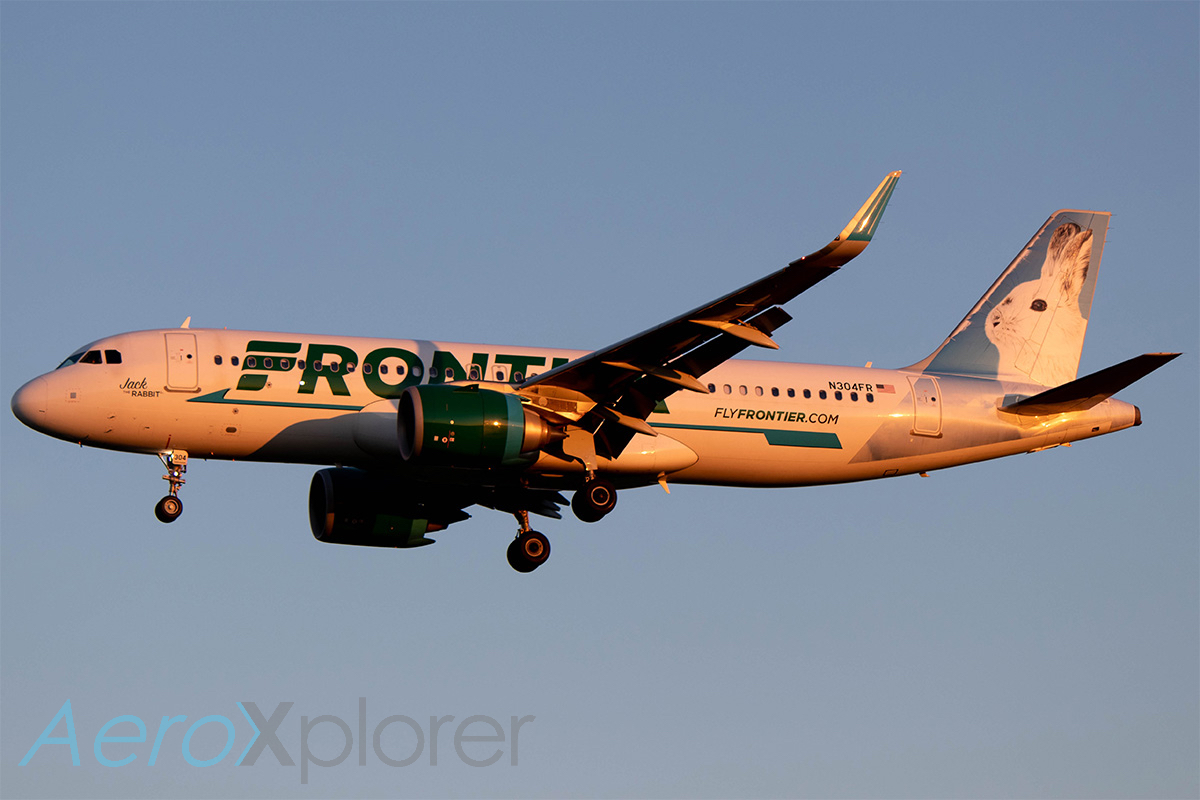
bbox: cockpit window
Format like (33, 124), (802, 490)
(79, 350), (103, 364)
(104, 349), (122, 364)
(56, 351), (86, 369)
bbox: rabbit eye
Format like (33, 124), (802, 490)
(1030, 299), (1047, 311)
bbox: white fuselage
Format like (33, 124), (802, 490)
(12, 328), (1139, 490)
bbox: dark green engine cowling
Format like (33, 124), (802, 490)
(397, 384), (560, 468)
(309, 467), (465, 548)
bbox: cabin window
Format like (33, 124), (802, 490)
(297, 360), (305, 370)
(214, 355), (223, 365)
(754, 386), (763, 397)
(430, 367), (438, 379)
(263, 357), (273, 369)
(834, 391), (843, 401)
(445, 368), (455, 381)
(498, 371), (507, 381)
(708, 383), (716, 393)
(379, 364), (388, 375)
(469, 365), (481, 381)
(866, 393), (874, 403)
(396, 364), (406, 377)
(771, 387), (779, 397)
(850, 392), (858, 402)
(819, 390), (827, 400)
(738, 385), (748, 395)
(513, 371), (524, 383)
(345, 363), (355, 373)
(231, 356), (239, 367)
(412, 363), (423, 377)
(280, 358), (290, 370)
(787, 388), (795, 398)
(104, 350), (122, 364)
(246, 356), (257, 369)
(803, 389), (811, 399)
(313, 361), (323, 372)
(363, 362), (373, 374)
(80, 350), (102, 364)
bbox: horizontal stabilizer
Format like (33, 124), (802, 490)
(1001, 352), (1180, 415)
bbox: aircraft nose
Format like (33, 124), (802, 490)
(11, 377), (48, 429)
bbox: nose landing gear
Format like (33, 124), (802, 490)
(155, 450), (188, 523)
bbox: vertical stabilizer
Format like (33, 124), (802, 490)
(908, 210), (1109, 387)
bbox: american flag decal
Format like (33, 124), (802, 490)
(875, 383), (895, 393)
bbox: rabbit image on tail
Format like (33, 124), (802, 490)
(984, 221), (1094, 387)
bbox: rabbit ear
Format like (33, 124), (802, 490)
(906, 210), (1109, 387)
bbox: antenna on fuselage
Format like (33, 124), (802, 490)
(180, 316), (191, 329)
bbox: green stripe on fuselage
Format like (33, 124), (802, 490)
(653, 422), (841, 449)
(188, 389), (363, 412)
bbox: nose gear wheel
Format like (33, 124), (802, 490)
(155, 450), (188, 523)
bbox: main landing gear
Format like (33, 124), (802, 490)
(154, 450), (188, 523)
(505, 478), (620, 572)
(571, 477), (617, 523)
(507, 510), (551, 573)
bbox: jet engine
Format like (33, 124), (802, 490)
(397, 384), (562, 468)
(309, 467), (453, 548)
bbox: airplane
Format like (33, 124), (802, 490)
(10, 172), (1180, 573)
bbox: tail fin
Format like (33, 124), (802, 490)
(908, 210), (1110, 387)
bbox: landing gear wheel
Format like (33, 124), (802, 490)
(155, 495), (183, 523)
(507, 539), (535, 573)
(572, 478), (617, 523)
(155, 450), (188, 523)
(507, 531), (551, 572)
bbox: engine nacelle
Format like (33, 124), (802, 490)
(397, 384), (560, 468)
(309, 468), (442, 548)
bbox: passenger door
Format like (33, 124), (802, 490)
(908, 375), (942, 436)
(165, 333), (199, 391)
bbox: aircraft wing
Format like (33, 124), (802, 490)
(518, 171), (901, 458)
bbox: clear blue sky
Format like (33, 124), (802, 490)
(2, 3), (1196, 798)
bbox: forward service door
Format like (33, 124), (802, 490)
(165, 333), (199, 391)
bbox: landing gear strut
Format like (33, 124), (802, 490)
(507, 510), (551, 573)
(155, 450), (188, 523)
(572, 477), (617, 523)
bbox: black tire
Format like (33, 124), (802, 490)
(506, 538), (535, 572)
(571, 478), (617, 522)
(520, 531), (550, 565)
(155, 495), (183, 523)
(571, 498), (603, 523)
(507, 531), (550, 572)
